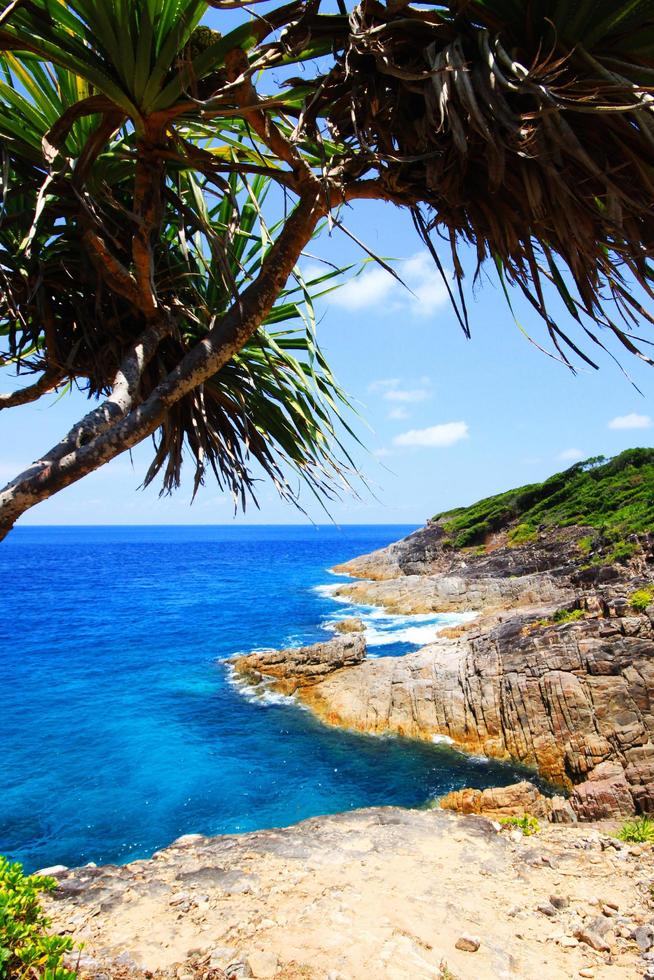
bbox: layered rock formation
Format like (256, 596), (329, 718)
(332, 568), (571, 615)
(233, 533), (654, 821)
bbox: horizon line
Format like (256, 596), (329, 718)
(12, 520), (423, 528)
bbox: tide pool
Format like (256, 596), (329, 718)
(1, 524), (537, 871)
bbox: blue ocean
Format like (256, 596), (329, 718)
(1, 524), (534, 872)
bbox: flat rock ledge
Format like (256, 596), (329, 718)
(45, 808), (654, 980)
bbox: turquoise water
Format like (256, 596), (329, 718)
(1, 525), (534, 872)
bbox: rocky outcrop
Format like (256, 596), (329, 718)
(43, 807), (654, 980)
(233, 601), (654, 819)
(334, 522), (589, 581)
(439, 780), (560, 820)
(333, 569), (571, 615)
(230, 634), (365, 695)
(332, 617), (365, 634)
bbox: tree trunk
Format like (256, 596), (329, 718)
(0, 189), (325, 540)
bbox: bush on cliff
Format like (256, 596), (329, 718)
(0, 857), (77, 979)
(630, 588), (654, 613)
(434, 448), (654, 551)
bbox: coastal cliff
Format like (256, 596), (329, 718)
(233, 450), (654, 821)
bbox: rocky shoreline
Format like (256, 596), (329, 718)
(231, 524), (654, 823)
(47, 520), (654, 978)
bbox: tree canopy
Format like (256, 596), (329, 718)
(1, 0), (654, 537)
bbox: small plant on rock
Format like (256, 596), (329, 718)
(630, 588), (654, 613)
(499, 815), (540, 836)
(552, 608), (585, 625)
(0, 856), (77, 979)
(507, 524), (538, 546)
(616, 816), (654, 844)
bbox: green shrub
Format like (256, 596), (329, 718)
(0, 857), (77, 979)
(605, 540), (638, 564)
(552, 608), (585, 625)
(577, 535), (594, 555)
(616, 816), (654, 843)
(432, 449), (654, 553)
(507, 523), (538, 546)
(630, 588), (654, 613)
(499, 814), (540, 836)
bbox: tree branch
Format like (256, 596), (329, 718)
(0, 369), (64, 409)
(0, 188), (324, 539)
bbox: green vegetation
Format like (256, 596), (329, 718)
(530, 608), (585, 630)
(552, 608), (585, 625)
(630, 588), (654, 613)
(507, 524), (539, 546)
(434, 449), (654, 552)
(499, 815), (540, 836)
(0, 857), (77, 979)
(616, 816), (654, 844)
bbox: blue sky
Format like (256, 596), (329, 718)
(3, 189), (653, 527)
(2, 4), (653, 527)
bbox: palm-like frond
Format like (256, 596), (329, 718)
(2, 0), (654, 532)
(0, 26), (358, 509)
(302, 0), (654, 366)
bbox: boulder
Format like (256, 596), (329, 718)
(331, 618), (365, 634)
(570, 762), (636, 820)
(439, 781), (552, 819)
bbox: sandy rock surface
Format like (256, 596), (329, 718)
(47, 808), (654, 980)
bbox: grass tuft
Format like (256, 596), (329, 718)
(616, 816), (654, 844)
(499, 814), (540, 836)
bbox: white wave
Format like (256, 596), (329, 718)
(326, 567), (355, 579)
(362, 623), (446, 646)
(361, 611), (475, 648)
(313, 582), (339, 595)
(224, 663), (303, 709)
(313, 589), (359, 607)
(431, 734), (454, 745)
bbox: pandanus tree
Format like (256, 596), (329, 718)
(1, 0), (654, 538)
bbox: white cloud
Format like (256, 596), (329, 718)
(384, 388), (429, 404)
(557, 448), (584, 462)
(388, 406), (409, 420)
(373, 447), (393, 458)
(608, 413), (652, 430)
(329, 265), (397, 311)
(393, 421), (469, 449)
(368, 378), (400, 393)
(326, 251), (450, 316)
